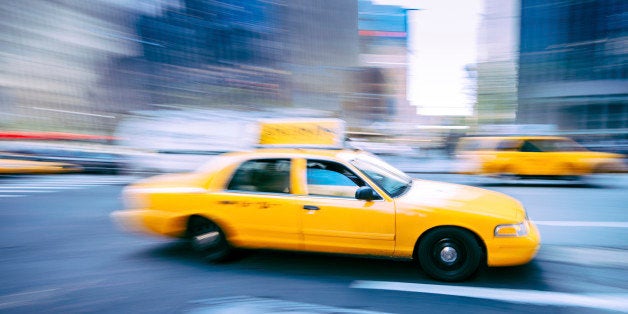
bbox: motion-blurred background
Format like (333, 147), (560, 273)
(0, 0), (626, 173)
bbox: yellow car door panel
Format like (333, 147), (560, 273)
(299, 158), (395, 256)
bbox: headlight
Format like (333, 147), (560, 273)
(494, 221), (529, 237)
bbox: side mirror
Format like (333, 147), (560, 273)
(355, 186), (380, 201)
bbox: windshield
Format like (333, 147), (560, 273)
(348, 153), (413, 197)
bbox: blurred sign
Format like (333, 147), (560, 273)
(258, 119), (345, 148)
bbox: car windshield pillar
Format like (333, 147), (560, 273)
(348, 153), (412, 198)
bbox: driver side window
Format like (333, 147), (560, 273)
(306, 160), (365, 198)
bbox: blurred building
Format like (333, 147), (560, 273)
(282, 0), (359, 113)
(517, 0), (628, 144)
(349, 0), (416, 127)
(476, 0), (519, 125)
(0, 0), (425, 140)
(113, 0), (361, 114)
(0, 1), (141, 133)
(112, 0), (290, 111)
(0, 1), (361, 134)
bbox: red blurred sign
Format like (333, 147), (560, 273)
(359, 30), (407, 38)
(0, 131), (116, 141)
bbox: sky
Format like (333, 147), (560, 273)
(374, 0), (484, 116)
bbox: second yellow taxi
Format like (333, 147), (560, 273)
(455, 135), (625, 179)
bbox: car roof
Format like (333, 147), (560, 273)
(223, 147), (363, 160)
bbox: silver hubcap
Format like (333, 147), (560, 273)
(440, 246), (458, 264)
(192, 231), (220, 250)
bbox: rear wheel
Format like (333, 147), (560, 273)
(187, 216), (233, 263)
(417, 227), (482, 282)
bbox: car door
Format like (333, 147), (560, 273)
(211, 158), (301, 250)
(298, 159), (396, 256)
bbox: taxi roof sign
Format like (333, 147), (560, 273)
(258, 118), (345, 148)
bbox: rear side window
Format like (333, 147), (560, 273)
(227, 159), (291, 193)
(496, 139), (521, 151)
(457, 138), (498, 151)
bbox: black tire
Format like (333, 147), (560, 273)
(187, 216), (233, 263)
(417, 227), (482, 282)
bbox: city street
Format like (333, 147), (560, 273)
(0, 172), (627, 313)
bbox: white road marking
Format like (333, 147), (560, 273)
(191, 296), (390, 314)
(351, 281), (628, 313)
(0, 175), (136, 198)
(0, 186), (62, 189)
(536, 245), (628, 268)
(0, 189), (54, 193)
(0, 289), (59, 310)
(535, 221), (628, 228)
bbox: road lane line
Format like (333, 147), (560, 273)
(536, 246), (628, 268)
(351, 281), (628, 312)
(0, 186), (81, 190)
(0, 289), (59, 310)
(535, 221), (628, 228)
(0, 189), (54, 193)
(191, 296), (390, 313)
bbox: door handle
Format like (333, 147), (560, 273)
(303, 205), (320, 210)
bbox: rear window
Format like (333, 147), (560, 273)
(496, 139), (521, 151)
(457, 138), (499, 151)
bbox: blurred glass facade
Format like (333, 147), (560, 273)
(9, 1), (626, 156)
(1, 0), (426, 150)
(0, 1), (140, 133)
(476, 0), (519, 125)
(352, 0), (413, 127)
(517, 0), (628, 147)
(1, 1), (385, 135)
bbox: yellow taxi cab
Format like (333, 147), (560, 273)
(0, 156), (82, 174)
(455, 136), (625, 179)
(112, 119), (540, 282)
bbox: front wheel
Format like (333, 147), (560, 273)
(417, 227), (483, 282)
(187, 216), (233, 263)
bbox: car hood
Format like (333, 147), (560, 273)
(396, 179), (525, 221)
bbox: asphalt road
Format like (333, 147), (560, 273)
(0, 174), (627, 313)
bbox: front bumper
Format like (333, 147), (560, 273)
(486, 220), (541, 267)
